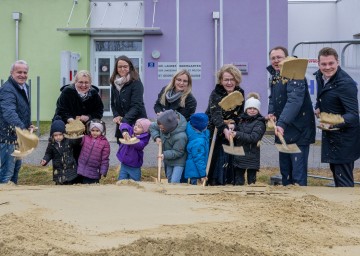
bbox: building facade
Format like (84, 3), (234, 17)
(0, 0), (288, 120)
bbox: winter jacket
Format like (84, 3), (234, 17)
(315, 66), (360, 163)
(154, 86), (197, 121)
(110, 79), (147, 138)
(205, 84), (245, 140)
(77, 135), (110, 179)
(149, 111), (188, 167)
(233, 113), (266, 170)
(0, 76), (31, 143)
(54, 84), (104, 124)
(267, 65), (315, 146)
(116, 123), (151, 168)
(42, 138), (78, 184)
(184, 122), (210, 179)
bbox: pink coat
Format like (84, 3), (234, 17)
(77, 135), (110, 179)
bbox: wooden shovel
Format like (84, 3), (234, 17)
(203, 127), (217, 186)
(268, 119), (301, 154)
(222, 132), (245, 156)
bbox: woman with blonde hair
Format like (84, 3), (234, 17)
(154, 69), (197, 121)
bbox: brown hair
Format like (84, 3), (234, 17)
(318, 47), (338, 61)
(216, 64), (242, 86)
(269, 46), (289, 57)
(110, 55), (139, 85)
(160, 69), (193, 108)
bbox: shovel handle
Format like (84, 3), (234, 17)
(157, 142), (162, 183)
(269, 119), (288, 148)
(203, 127), (217, 187)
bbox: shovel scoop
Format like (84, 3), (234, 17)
(222, 133), (245, 156)
(268, 119), (301, 154)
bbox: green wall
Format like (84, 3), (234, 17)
(0, 0), (91, 120)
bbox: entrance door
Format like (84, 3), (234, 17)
(92, 39), (143, 116)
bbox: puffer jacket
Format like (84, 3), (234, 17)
(315, 66), (360, 163)
(111, 79), (147, 138)
(77, 135), (110, 179)
(233, 113), (266, 170)
(267, 65), (315, 146)
(42, 138), (78, 184)
(116, 123), (151, 168)
(154, 86), (197, 121)
(54, 84), (104, 124)
(184, 122), (210, 179)
(0, 76), (31, 143)
(149, 111), (188, 167)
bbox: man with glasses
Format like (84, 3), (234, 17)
(266, 46), (315, 186)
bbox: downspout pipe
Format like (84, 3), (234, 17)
(12, 12), (22, 61)
(219, 0), (223, 67)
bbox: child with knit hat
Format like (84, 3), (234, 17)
(184, 113), (210, 185)
(230, 93), (266, 185)
(116, 118), (152, 181)
(41, 116), (78, 185)
(77, 119), (110, 184)
(149, 110), (188, 183)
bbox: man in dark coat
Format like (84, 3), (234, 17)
(314, 47), (360, 187)
(266, 46), (316, 186)
(0, 60), (34, 184)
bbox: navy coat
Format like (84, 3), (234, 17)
(0, 76), (31, 143)
(315, 67), (360, 163)
(267, 66), (315, 146)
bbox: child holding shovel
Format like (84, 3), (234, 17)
(116, 118), (152, 181)
(230, 93), (266, 185)
(149, 110), (188, 183)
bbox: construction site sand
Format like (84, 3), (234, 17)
(1, 181), (360, 256)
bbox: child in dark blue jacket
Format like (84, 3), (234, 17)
(184, 113), (210, 185)
(116, 118), (151, 181)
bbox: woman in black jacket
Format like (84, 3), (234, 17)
(154, 69), (197, 121)
(110, 55), (147, 141)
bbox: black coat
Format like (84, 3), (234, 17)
(233, 113), (266, 170)
(153, 86), (197, 121)
(267, 65), (315, 146)
(42, 138), (78, 184)
(315, 67), (360, 163)
(110, 79), (147, 138)
(54, 84), (104, 124)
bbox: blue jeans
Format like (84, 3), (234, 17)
(118, 163), (141, 181)
(279, 145), (309, 186)
(0, 143), (22, 184)
(166, 166), (184, 183)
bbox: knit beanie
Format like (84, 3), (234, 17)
(157, 110), (178, 133)
(244, 97), (261, 112)
(50, 116), (66, 135)
(136, 118), (152, 133)
(89, 122), (104, 133)
(190, 113), (209, 131)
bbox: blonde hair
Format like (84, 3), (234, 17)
(216, 64), (242, 86)
(73, 70), (92, 84)
(160, 69), (193, 108)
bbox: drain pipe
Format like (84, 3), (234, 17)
(12, 12), (22, 61)
(219, 0), (223, 67)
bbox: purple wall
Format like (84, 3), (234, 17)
(144, 0), (288, 119)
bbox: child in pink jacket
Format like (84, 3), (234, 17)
(77, 119), (110, 184)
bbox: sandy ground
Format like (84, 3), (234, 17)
(1, 181), (360, 256)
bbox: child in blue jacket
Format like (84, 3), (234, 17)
(116, 118), (151, 181)
(184, 113), (210, 185)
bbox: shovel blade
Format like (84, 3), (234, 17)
(222, 144), (245, 156)
(274, 143), (301, 154)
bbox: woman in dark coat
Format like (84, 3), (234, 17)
(205, 64), (245, 185)
(110, 55), (147, 141)
(154, 69), (197, 121)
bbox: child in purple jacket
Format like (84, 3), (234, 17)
(77, 119), (110, 184)
(117, 118), (152, 181)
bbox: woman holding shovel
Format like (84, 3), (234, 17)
(205, 64), (245, 186)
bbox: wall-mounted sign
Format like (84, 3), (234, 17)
(158, 62), (201, 79)
(233, 62), (248, 74)
(148, 62), (155, 68)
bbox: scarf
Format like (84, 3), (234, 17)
(75, 87), (89, 101)
(165, 89), (183, 103)
(114, 74), (130, 92)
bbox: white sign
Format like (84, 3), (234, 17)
(158, 62), (201, 79)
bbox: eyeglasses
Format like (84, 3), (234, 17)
(270, 56), (285, 62)
(175, 78), (188, 84)
(117, 65), (129, 69)
(222, 78), (235, 83)
(76, 81), (90, 86)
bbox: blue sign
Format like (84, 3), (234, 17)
(148, 62), (155, 68)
